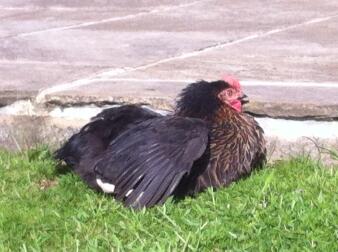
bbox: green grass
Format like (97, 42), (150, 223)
(0, 148), (337, 251)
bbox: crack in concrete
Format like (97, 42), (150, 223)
(97, 14), (338, 79)
(5, 0), (207, 39)
(35, 13), (338, 103)
(36, 70), (125, 103)
(85, 78), (338, 88)
(0, 6), (78, 11)
(0, 59), (116, 67)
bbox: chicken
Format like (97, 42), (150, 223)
(54, 105), (161, 190)
(55, 76), (266, 208)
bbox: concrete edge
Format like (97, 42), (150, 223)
(43, 94), (338, 121)
(0, 91), (36, 107)
(1, 113), (337, 166)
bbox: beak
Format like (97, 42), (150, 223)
(239, 94), (249, 105)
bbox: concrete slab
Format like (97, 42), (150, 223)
(245, 85), (338, 119)
(121, 17), (338, 82)
(1, 0), (338, 121)
(0, 62), (105, 106)
(87, 0), (338, 34)
(43, 80), (338, 120)
(0, 9), (138, 38)
(0, 0), (194, 9)
(0, 0), (200, 37)
(0, 29), (227, 67)
(44, 80), (182, 110)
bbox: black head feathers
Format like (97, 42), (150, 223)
(175, 80), (230, 120)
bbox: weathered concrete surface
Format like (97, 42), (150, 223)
(117, 17), (338, 82)
(0, 0), (195, 37)
(1, 112), (338, 166)
(0, 114), (83, 150)
(44, 80), (181, 110)
(43, 80), (338, 119)
(0, 0), (210, 104)
(1, 0), (338, 156)
(0, 62), (105, 105)
(1, 0), (338, 114)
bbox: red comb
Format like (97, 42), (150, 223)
(222, 75), (241, 90)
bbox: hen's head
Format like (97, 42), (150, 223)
(220, 75), (248, 112)
(175, 75), (248, 120)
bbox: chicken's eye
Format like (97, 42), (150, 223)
(226, 89), (234, 97)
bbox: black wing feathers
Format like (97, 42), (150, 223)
(54, 105), (161, 189)
(94, 116), (209, 208)
(55, 105), (160, 165)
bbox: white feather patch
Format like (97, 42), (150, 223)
(96, 178), (115, 193)
(125, 189), (133, 197)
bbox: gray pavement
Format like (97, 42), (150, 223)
(1, 0), (338, 156)
(1, 0), (338, 117)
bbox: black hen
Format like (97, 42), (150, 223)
(55, 76), (266, 208)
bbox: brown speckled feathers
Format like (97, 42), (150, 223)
(193, 108), (266, 193)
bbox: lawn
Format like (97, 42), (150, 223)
(0, 148), (337, 251)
